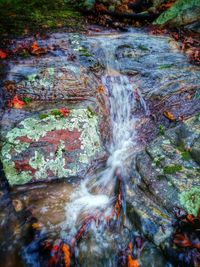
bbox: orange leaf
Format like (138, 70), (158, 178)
(163, 111), (176, 122)
(127, 255), (140, 267)
(9, 95), (25, 109)
(59, 108), (70, 118)
(97, 85), (105, 94)
(0, 50), (7, 59)
(31, 41), (39, 51)
(62, 244), (70, 267)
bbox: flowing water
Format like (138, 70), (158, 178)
(56, 35), (160, 266)
(2, 29), (195, 266)
(60, 41), (137, 265)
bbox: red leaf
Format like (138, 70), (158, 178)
(0, 50), (7, 59)
(59, 108), (70, 118)
(8, 95), (25, 109)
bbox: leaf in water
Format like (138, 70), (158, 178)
(0, 49), (7, 59)
(163, 111), (176, 121)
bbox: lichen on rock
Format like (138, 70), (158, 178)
(179, 187), (200, 216)
(1, 109), (102, 186)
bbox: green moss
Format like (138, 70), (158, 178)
(86, 106), (96, 118)
(23, 97), (32, 104)
(177, 145), (191, 161)
(163, 164), (182, 174)
(180, 187), (200, 216)
(137, 45), (149, 51)
(0, 0), (85, 36)
(39, 114), (49, 120)
(181, 151), (191, 161)
(158, 64), (173, 70)
(159, 125), (165, 135)
(50, 109), (63, 117)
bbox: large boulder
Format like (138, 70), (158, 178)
(154, 0), (200, 27)
(0, 33), (110, 186)
(1, 109), (103, 186)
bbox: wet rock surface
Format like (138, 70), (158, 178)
(0, 27), (200, 266)
(127, 114), (200, 248)
(0, 31), (110, 186)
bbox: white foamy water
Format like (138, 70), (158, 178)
(61, 36), (137, 242)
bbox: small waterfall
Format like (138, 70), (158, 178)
(60, 37), (138, 265)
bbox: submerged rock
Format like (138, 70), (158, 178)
(127, 114), (200, 248)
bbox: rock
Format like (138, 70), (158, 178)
(127, 115), (200, 248)
(1, 109), (103, 186)
(154, 0), (200, 27)
(113, 32), (200, 97)
(184, 21), (200, 33)
(0, 32), (110, 186)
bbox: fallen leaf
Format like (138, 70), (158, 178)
(9, 95), (25, 109)
(59, 108), (70, 118)
(163, 111), (176, 122)
(0, 49), (7, 59)
(4, 81), (16, 92)
(127, 255), (140, 267)
(31, 41), (39, 51)
(30, 41), (47, 56)
(62, 244), (71, 267)
(32, 222), (44, 230)
(12, 199), (23, 212)
(97, 85), (105, 94)
(173, 233), (192, 247)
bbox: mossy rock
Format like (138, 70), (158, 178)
(154, 0), (200, 27)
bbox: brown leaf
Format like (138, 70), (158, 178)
(30, 41), (47, 56)
(4, 81), (16, 92)
(163, 111), (176, 121)
(173, 233), (192, 247)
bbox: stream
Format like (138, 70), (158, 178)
(0, 27), (200, 267)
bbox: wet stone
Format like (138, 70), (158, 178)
(1, 109), (103, 186)
(8, 61), (98, 101)
(127, 115), (200, 247)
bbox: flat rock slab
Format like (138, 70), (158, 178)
(1, 108), (103, 186)
(0, 32), (111, 186)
